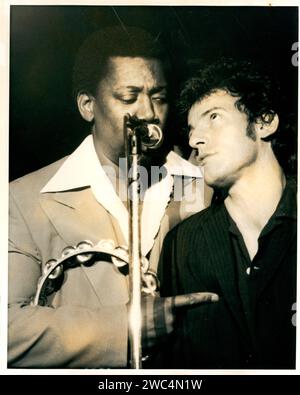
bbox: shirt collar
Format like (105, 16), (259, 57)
(40, 134), (203, 193)
(40, 135), (204, 255)
(272, 177), (297, 220)
(164, 150), (203, 178)
(227, 177), (297, 239)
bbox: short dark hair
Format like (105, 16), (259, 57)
(179, 58), (279, 126)
(178, 58), (297, 175)
(72, 25), (170, 101)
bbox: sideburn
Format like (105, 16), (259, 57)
(246, 122), (257, 141)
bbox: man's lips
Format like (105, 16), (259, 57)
(196, 153), (215, 165)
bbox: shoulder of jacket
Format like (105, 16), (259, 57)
(10, 156), (68, 197)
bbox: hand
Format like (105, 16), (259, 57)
(141, 292), (219, 349)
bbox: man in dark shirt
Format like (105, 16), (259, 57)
(156, 59), (297, 369)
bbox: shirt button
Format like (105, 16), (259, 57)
(246, 266), (260, 275)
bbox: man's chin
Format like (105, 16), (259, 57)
(206, 175), (235, 191)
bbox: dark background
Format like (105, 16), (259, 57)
(9, 6), (298, 181)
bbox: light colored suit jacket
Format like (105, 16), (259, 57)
(8, 156), (205, 368)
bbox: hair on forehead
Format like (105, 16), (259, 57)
(72, 25), (170, 101)
(178, 58), (280, 125)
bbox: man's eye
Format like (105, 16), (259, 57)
(210, 113), (219, 120)
(120, 97), (137, 104)
(152, 96), (167, 103)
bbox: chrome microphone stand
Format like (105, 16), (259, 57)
(125, 114), (143, 369)
(124, 114), (163, 369)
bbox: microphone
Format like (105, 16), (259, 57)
(125, 114), (163, 150)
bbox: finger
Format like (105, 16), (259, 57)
(173, 292), (219, 308)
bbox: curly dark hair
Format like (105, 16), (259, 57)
(72, 25), (171, 102)
(178, 58), (297, 176)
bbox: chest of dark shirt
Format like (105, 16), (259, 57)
(171, 180), (297, 368)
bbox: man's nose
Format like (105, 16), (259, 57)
(189, 129), (206, 149)
(136, 96), (156, 121)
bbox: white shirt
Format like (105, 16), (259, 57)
(41, 135), (203, 256)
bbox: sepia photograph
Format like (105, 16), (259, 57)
(2, 0), (298, 375)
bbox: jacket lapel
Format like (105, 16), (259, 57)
(40, 188), (126, 245)
(39, 188), (129, 304)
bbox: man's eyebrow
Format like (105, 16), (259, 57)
(187, 106), (226, 131)
(115, 85), (168, 94)
(115, 86), (143, 93)
(149, 86), (168, 95)
(200, 106), (226, 118)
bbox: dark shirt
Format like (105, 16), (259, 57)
(228, 179), (297, 363)
(155, 178), (297, 369)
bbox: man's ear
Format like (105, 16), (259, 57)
(255, 113), (279, 139)
(77, 93), (95, 122)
